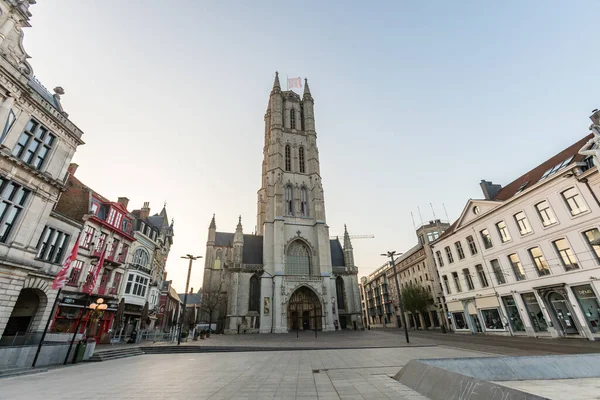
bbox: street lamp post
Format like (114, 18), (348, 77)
(178, 254), (202, 345)
(381, 251), (409, 343)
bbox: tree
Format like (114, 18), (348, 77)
(199, 279), (227, 336)
(401, 283), (431, 330)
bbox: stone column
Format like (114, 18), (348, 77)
(0, 17), (16, 45)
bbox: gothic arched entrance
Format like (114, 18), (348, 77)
(287, 286), (322, 331)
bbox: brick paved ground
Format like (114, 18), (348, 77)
(0, 347), (485, 400)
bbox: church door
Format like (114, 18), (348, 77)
(287, 286), (322, 331)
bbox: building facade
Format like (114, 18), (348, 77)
(386, 220), (450, 330)
(202, 74), (363, 334)
(0, 1), (86, 344)
(360, 264), (392, 328)
(432, 126), (600, 340)
(52, 164), (135, 342)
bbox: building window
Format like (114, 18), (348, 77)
(475, 264), (489, 287)
(490, 259), (506, 284)
(284, 185), (294, 216)
(481, 308), (504, 330)
(514, 211), (532, 235)
(480, 229), (493, 249)
(427, 231), (440, 242)
(96, 233), (107, 252)
(553, 238), (579, 271)
(495, 221), (511, 243)
(300, 187), (309, 217)
(107, 208), (116, 225)
(0, 178), (30, 243)
(109, 239), (120, 259)
(285, 240), (311, 275)
(452, 312), (468, 329)
(583, 228), (600, 264)
(535, 200), (557, 227)
(36, 226), (70, 264)
(285, 145), (291, 171)
(571, 284), (600, 334)
(249, 275), (260, 312)
(124, 274), (148, 297)
(132, 248), (150, 268)
(466, 235), (477, 255)
(299, 146), (305, 173)
(442, 275), (451, 294)
(502, 296), (525, 332)
(528, 247), (550, 276)
(120, 244), (129, 262)
(81, 226), (95, 249)
(435, 251), (444, 267)
(290, 109), (296, 129)
(463, 268), (474, 290)
(455, 241), (465, 260)
(336, 276), (346, 310)
(444, 246), (454, 264)
(561, 187), (588, 216)
(452, 272), (462, 292)
(111, 272), (122, 295)
(12, 119), (56, 170)
(67, 260), (84, 286)
(521, 292), (548, 332)
(508, 253), (526, 281)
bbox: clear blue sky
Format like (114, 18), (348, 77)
(24, 1), (600, 291)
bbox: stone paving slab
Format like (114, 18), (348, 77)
(496, 378), (600, 400)
(0, 347), (486, 399)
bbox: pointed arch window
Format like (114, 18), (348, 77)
(299, 146), (305, 173)
(336, 276), (346, 310)
(285, 145), (291, 171)
(300, 187), (309, 217)
(290, 109), (296, 129)
(132, 248), (149, 268)
(249, 275), (260, 312)
(286, 240), (310, 275)
(285, 185), (294, 216)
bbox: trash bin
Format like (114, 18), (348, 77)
(74, 340), (87, 363)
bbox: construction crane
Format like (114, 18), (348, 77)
(329, 234), (374, 240)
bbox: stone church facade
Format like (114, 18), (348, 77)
(202, 73), (363, 334)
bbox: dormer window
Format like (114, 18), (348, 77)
(290, 109), (296, 129)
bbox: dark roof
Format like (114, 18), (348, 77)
(148, 215), (165, 229)
(28, 78), (60, 109)
(214, 232), (264, 264)
(178, 293), (202, 304)
(243, 235), (263, 264)
(215, 232), (234, 246)
(493, 134), (592, 201)
(330, 239), (345, 267)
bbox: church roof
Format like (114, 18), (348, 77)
(214, 232), (263, 265)
(330, 239), (345, 267)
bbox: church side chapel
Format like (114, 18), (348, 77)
(202, 73), (363, 334)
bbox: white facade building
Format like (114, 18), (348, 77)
(433, 129), (600, 340)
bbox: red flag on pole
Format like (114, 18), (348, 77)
(82, 247), (106, 295)
(51, 233), (81, 290)
(287, 77), (302, 89)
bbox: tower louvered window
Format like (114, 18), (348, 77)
(290, 109), (296, 129)
(285, 185), (294, 216)
(299, 146), (305, 173)
(285, 145), (291, 171)
(300, 187), (309, 217)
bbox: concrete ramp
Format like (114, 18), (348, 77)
(394, 354), (600, 400)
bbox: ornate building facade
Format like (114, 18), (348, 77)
(202, 73), (363, 334)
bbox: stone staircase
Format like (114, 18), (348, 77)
(88, 347), (145, 362)
(0, 367), (48, 379)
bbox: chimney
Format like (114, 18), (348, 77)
(140, 201), (151, 219)
(480, 180), (502, 200)
(117, 197), (129, 209)
(67, 163), (79, 176)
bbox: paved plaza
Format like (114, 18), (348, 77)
(1, 346), (485, 400)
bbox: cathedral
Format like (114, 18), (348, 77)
(202, 73), (363, 334)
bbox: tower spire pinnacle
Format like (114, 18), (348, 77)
(343, 224), (353, 250)
(209, 214), (216, 229)
(272, 71), (281, 92)
(303, 78), (311, 97)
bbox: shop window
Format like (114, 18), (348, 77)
(521, 292), (548, 332)
(480, 308), (504, 330)
(501, 296), (525, 332)
(452, 312), (468, 330)
(571, 285), (600, 333)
